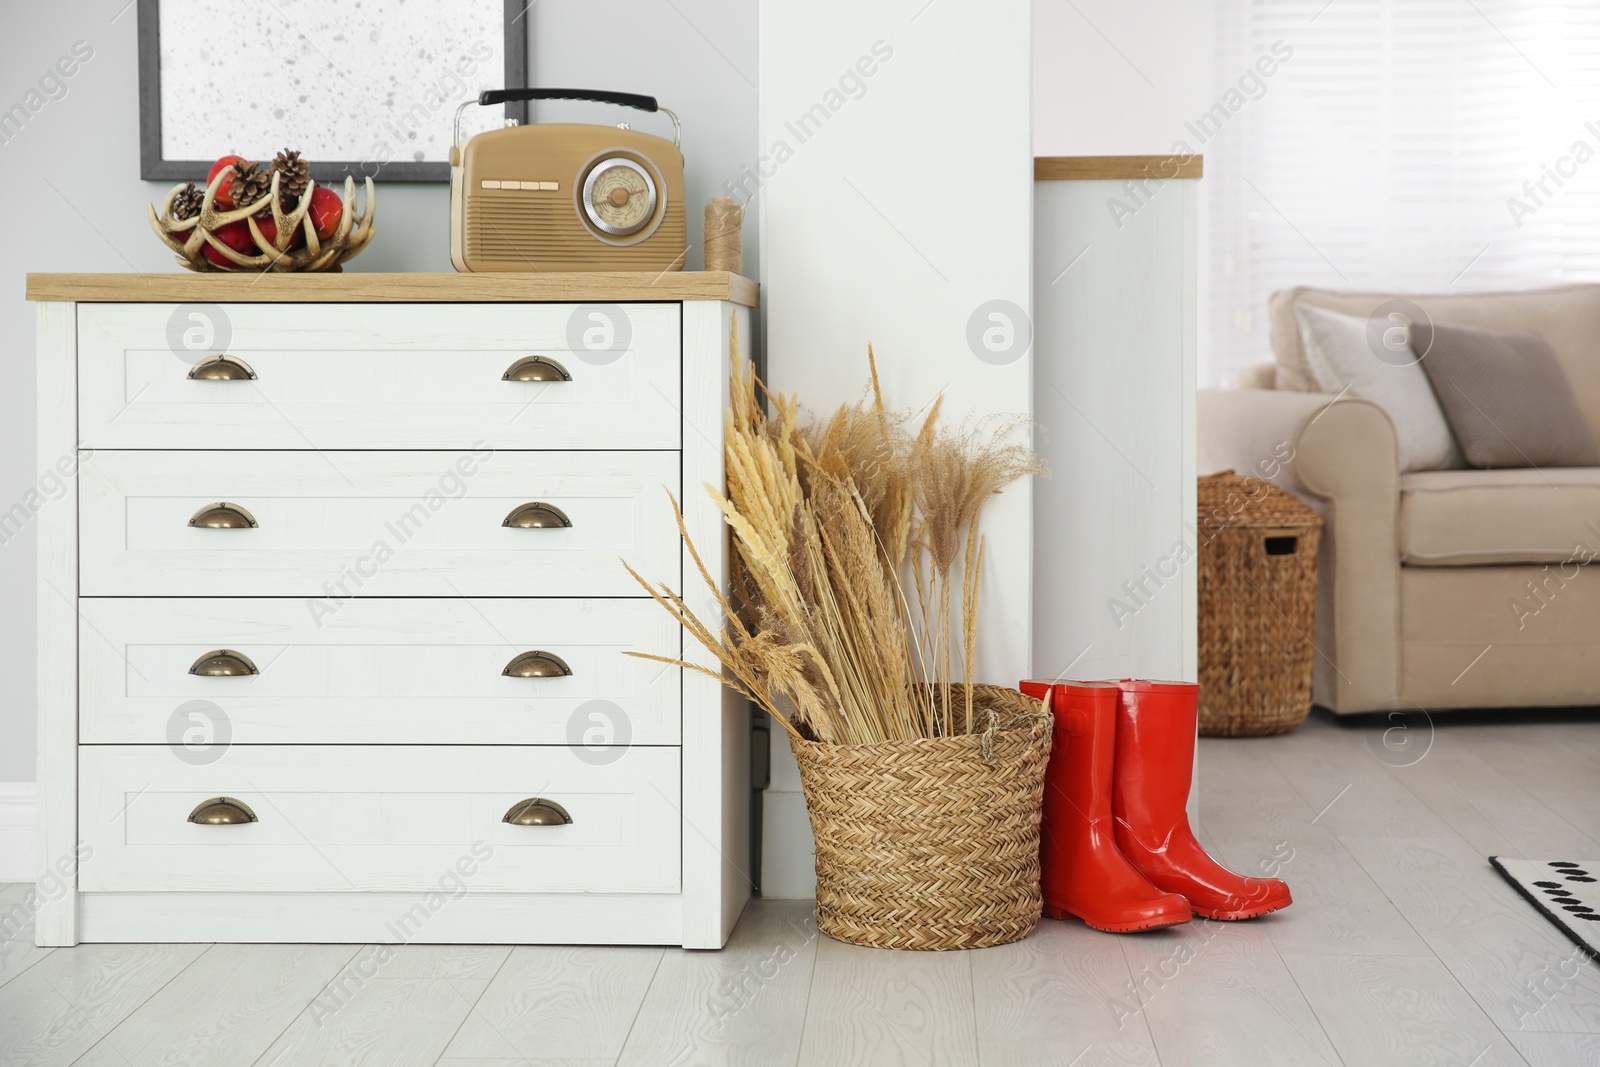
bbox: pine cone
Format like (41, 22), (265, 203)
(172, 182), (203, 221)
(273, 148), (310, 207)
(230, 161), (272, 209)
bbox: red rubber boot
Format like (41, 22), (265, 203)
(1110, 680), (1293, 920)
(1020, 680), (1191, 933)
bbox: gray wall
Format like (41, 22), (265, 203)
(0, 1), (756, 783)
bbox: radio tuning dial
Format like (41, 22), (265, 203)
(581, 157), (658, 237)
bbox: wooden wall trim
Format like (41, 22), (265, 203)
(1034, 155), (1203, 181)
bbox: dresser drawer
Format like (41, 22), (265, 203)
(79, 745), (681, 893)
(77, 302), (682, 450)
(79, 449), (679, 597)
(79, 597), (680, 746)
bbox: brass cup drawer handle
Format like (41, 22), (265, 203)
(187, 355), (258, 380)
(188, 502), (258, 529)
(188, 797), (258, 824)
(189, 649), (259, 677)
(502, 502), (571, 529)
(502, 355), (572, 382)
(503, 650), (572, 678)
(503, 797), (572, 825)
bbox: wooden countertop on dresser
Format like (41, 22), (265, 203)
(25, 270), (759, 307)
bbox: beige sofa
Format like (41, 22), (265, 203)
(1199, 284), (1600, 714)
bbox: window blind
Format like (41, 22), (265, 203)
(1206, 0), (1600, 385)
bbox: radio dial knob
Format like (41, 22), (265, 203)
(581, 157), (659, 238)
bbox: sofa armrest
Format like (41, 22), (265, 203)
(1197, 388), (1325, 495)
(1198, 389), (1402, 713)
(1237, 361), (1277, 390)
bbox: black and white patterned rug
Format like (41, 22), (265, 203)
(1491, 857), (1600, 961)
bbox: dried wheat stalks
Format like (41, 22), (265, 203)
(908, 409), (1045, 734)
(624, 316), (1043, 745)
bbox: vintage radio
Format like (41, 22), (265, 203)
(450, 88), (686, 273)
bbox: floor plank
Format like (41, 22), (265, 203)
(1196, 743), (1432, 958)
(971, 918), (1160, 1067)
(1265, 722), (1458, 840)
(1282, 952), (1523, 1066)
(1340, 834), (1600, 1034)
(0, 883), (56, 990)
(362, 943), (510, 981)
(0, 940), (54, 992)
(1381, 745), (1600, 860)
(1452, 724), (1600, 846)
(251, 976), (490, 1067)
(440, 946), (661, 1061)
(1119, 919), (1342, 1067)
(72, 943), (358, 1067)
(617, 899), (817, 1067)
(1506, 1030), (1600, 1067)
(0, 943), (203, 1067)
(799, 933), (979, 1067)
(434, 1060), (616, 1066)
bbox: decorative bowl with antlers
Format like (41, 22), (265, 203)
(148, 169), (376, 273)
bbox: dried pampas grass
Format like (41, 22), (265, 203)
(625, 320), (1044, 745)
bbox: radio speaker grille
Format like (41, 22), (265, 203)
(465, 196), (686, 270)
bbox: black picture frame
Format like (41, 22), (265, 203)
(137, 0), (529, 183)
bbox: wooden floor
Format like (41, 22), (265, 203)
(3, 710), (1599, 1066)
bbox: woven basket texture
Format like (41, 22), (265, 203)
(789, 685), (1052, 950)
(1198, 471), (1324, 736)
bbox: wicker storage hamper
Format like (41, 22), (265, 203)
(1198, 472), (1324, 736)
(789, 685), (1052, 950)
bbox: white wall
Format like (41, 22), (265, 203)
(1033, 0), (1214, 157)
(0, 2), (756, 792)
(758, 0), (1034, 897)
(1032, 179), (1199, 686)
(1028, 0), (1214, 687)
(1029, 0), (1211, 826)
(1033, 0), (1216, 399)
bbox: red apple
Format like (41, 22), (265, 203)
(308, 186), (343, 241)
(207, 155), (247, 208)
(202, 220), (254, 267)
(249, 215), (304, 253)
(254, 215), (278, 247)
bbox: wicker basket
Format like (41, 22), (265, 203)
(1198, 471), (1324, 736)
(789, 685), (1052, 950)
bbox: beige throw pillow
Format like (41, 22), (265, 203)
(1292, 303), (1464, 472)
(1411, 321), (1600, 469)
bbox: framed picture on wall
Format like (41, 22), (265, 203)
(137, 0), (529, 182)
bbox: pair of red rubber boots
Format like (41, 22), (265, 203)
(1019, 679), (1292, 932)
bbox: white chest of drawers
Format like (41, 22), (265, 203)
(28, 271), (755, 949)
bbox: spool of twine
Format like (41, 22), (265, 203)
(704, 197), (743, 274)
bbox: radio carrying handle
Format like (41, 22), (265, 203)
(453, 88), (680, 151)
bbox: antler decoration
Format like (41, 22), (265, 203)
(147, 170), (376, 273)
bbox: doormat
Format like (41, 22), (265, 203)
(1490, 856), (1600, 962)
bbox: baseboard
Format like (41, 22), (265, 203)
(0, 782), (38, 883)
(78, 890), (686, 944)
